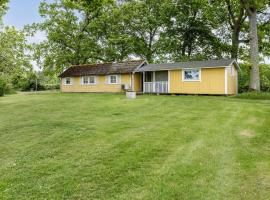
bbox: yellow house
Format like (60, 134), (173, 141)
(59, 60), (146, 93)
(59, 59), (239, 95)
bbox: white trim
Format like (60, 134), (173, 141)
(131, 73), (135, 91)
(236, 69), (238, 95)
(63, 77), (72, 85)
(182, 68), (201, 82)
(130, 73), (132, 89)
(136, 60), (148, 70)
(225, 67), (228, 95)
(107, 74), (120, 84)
(118, 74), (121, 84)
(168, 71), (170, 93)
(143, 71), (145, 93)
(81, 76), (98, 85)
(136, 66), (228, 73)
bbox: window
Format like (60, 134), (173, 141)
(183, 69), (201, 81)
(108, 75), (118, 84)
(83, 76), (88, 84)
(64, 77), (72, 85)
(89, 76), (95, 84)
(81, 76), (96, 85)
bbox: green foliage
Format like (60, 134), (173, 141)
(165, 0), (228, 61)
(0, 76), (6, 96)
(0, 27), (32, 77)
(14, 71), (60, 91)
(0, 0), (8, 25)
(236, 91), (270, 100)
(238, 63), (270, 92)
(31, 0), (116, 75)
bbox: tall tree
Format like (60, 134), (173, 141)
(0, 27), (31, 77)
(166, 0), (227, 61)
(0, 0), (8, 25)
(224, 0), (248, 59)
(240, 0), (269, 91)
(32, 0), (116, 75)
(209, 0), (249, 59)
(116, 0), (171, 62)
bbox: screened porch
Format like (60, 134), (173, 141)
(143, 71), (169, 93)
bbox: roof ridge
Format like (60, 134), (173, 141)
(70, 59), (145, 68)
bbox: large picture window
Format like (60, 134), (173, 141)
(183, 69), (201, 81)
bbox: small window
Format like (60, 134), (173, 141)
(109, 75), (117, 84)
(83, 76), (89, 84)
(183, 69), (201, 81)
(89, 76), (95, 84)
(81, 76), (96, 85)
(65, 77), (71, 85)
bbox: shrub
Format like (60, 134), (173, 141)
(236, 92), (270, 100)
(238, 64), (270, 93)
(4, 84), (16, 95)
(44, 84), (60, 90)
(0, 78), (6, 96)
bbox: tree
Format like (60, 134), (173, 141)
(32, 0), (118, 75)
(0, 27), (31, 77)
(208, 0), (251, 60)
(114, 0), (172, 62)
(0, 0), (8, 25)
(240, 0), (269, 91)
(166, 0), (227, 61)
(223, 0), (248, 59)
(0, 26), (32, 94)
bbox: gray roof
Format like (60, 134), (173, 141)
(136, 59), (238, 72)
(59, 60), (146, 78)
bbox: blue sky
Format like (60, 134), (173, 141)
(3, 0), (54, 44)
(4, 0), (44, 29)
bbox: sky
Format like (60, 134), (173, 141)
(2, 0), (270, 65)
(3, 0), (51, 43)
(3, 0), (53, 70)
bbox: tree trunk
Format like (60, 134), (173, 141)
(248, 9), (260, 91)
(231, 27), (240, 59)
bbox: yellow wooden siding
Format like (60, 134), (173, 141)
(227, 65), (238, 95)
(134, 73), (142, 92)
(61, 74), (131, 93)
(169, 68), (225, 94)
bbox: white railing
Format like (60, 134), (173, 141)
(144, 81), (168, 93)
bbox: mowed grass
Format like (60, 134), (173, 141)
(0, 93), (269, 200)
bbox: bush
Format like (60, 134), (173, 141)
(0, 78), (7, 96)
(4, 84), (16, 95)
(44, 84), (60, 90)
(239, 64), (270, 93)
(236, 92), (270, 100)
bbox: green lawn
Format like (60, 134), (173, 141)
(0, 93), (269, 200)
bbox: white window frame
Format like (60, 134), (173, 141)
(81, 76), (97, 85)
(107, 75), (120, 84)
(182, 68), (201, 82)
(64, 77), (72, 85)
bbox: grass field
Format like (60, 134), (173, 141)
(0, 93), (269, 200)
